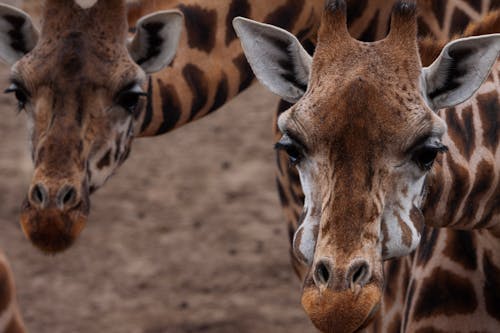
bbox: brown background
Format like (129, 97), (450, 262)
(0, 2), (313, 331)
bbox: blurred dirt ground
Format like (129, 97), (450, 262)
(0, 2), (313, 331)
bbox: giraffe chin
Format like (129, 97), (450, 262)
(20, 198), (89, 254)
(301, 283), (381, 333)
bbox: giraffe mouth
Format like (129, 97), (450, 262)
(20, 196), (90, 254)
(301, 282), (382, 333)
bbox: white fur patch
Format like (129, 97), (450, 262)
(293, 161), (321, 265)
(74, 0), (98, 9)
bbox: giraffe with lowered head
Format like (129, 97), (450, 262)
(235, 0), (500, 331)
(0, 0), (324, 253)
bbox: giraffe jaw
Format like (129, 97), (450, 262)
(301, 282), (382, 333)
(20, 196), (90, 254)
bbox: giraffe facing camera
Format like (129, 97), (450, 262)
(235, 0), (500, 331)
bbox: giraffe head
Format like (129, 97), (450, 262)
(0, 0), (183, 253)
(235, 1), (500, 331)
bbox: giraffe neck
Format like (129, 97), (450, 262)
(421, 9), (500, 230)
(0, 252), (25, 333)
(423, 71), (500, 230)
(126, 0), (324, 137)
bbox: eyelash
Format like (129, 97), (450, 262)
(5, 82), (29, 112)
(275, 137), (305, 166)
(411, 142), (448, 171)
(115, 84), (147, 114)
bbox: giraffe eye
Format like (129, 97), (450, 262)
(275, 136), (304, 166)
(115, 84), (147, 113)
(5, 83), (29, 110)
(412, 143), (448, 171)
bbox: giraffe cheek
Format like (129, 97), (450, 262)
(293, 221), (319, 266)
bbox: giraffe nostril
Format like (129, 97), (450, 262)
(348, 260), (371, 288)
(30, 184), (48, 208)
(56, 185), (78, 210)
(314, 260), (332, 287)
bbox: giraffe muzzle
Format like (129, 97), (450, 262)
(301, 258), (382, 333)
(20, 181), (90, 254)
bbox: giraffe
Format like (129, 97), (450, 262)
(272, 1), (500, 279)
(0, 252), (25, 333)
(0, 0), (324, 253)
(235, 0), (500, 332)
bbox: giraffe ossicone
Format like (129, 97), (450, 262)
(235, 0), (500, 331)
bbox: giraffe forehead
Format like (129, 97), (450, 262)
(291, 77), (428, 149)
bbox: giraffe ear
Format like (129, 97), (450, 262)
(422, 34), (500, 110)
(128, 10), (184, 74)
(0, 4), (39, 65)
(233, 17), (311, 103)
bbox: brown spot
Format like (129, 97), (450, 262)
(384, 259), (401, 307)
(416, 227), (439, 266)
(417, 17), (432, 38)
(359, 10), (380, 42)
(409, 206), (424, 234)
(464, 0), (482, 12)
(208, 72), (229, 113)
(96, 149), (111, 169)
(443, 230), (477, 270)
(140, 77), (154, 133)
(225, 0), (250, 45)
(398, 216), (412, 248)
(445, 156), (470, 223)
(346, 0), (368, 28)
(445, 106), (475, 161)
(413, 267), (478, 320)
(483, 251), (500, 321)
(477, 91), (499, 152)
(491, 0), (500, 10)
(264, 0), (305, 31)
(458, 159), (494, 225)
(296, 9), (316, 42)
(276, 178), (289, 207)
(450, 9), (473, 36)
(232, 53), (254, 92)
(423, 163), (444, 218)
(178, 4), (217, 53)
(182, 63), (209, 120)
(431, 0), (446, 28)
(156, 79), (182, 134)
